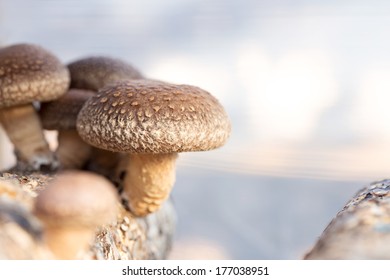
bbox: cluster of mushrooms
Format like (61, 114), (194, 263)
(0, 43), (231, 259)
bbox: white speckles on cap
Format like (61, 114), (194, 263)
(76, 80), (231, 153)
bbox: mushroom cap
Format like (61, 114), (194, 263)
(0, 43), (70, 108)
(76, 80), (231, 153)
(40, 89), (95, 130)
(34, 171), (118, 228)
(67, 56), (143, 91)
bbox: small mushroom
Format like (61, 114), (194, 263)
(0, 43), (70, 170)
(76, 80), (231, 216)
(39, 89), (95, 169)
(67, 56), (143, 91)
(33, 171), (119, 259)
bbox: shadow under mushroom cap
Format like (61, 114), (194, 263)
(76, 80), (231, 154)
(40, 89), (95, 130)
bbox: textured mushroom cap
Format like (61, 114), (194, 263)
(68, 56), (143, 91)
(40, 89), (95, 130)
(34, 171), (118, 228)
(76, 80), (231, 153)
(0, 43), (70, 108)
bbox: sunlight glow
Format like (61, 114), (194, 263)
(353, 67), (390, 139)
(237, 46), (339, 142)
(146, 54), (232, 103)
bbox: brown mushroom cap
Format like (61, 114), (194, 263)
(34, 171), (118, 227)
(67, 56), (143, 91)
(40, 89), (95, 130)
(76, 80), (231, 154)
(0, 43), (70, 108)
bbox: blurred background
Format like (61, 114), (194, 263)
(1, 0), (390, 259)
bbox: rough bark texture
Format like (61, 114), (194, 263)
(0, 171), (175, 260)
(304, 179), (390, 259)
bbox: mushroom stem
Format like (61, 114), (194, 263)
(123, 153), (178, 217)
(0, 104), (57, 170)
(56, 130), (91, 169)
(43, 226), (94, 260)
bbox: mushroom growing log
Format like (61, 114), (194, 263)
(304, 179), (390, 259)
(0, 171), (175, 259)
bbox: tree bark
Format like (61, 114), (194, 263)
(304, 179), (390, 259)
(0, 171), (176, 260)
